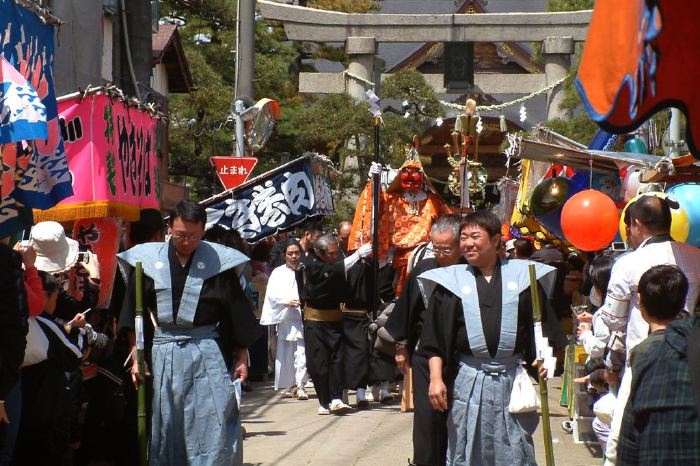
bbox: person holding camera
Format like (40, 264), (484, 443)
(31, 221), (100, 324)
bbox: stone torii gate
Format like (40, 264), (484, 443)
(258, 0), (592, 120)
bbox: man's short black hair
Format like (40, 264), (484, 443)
(625, 195), (673, 233)
(639, 264), (688, 321)
(304, 220), (323, 235)
(169, 200), (207, 227)
(39, 271), (59, 294)
(131, 209), (165, 244)
(513, 238), (534, 258)
(461, 210), (502, 237)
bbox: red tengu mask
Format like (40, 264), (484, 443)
(400, 167), (422, 191)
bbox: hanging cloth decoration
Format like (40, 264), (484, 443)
(577, 0), (700, 156)
(0, 56), (48, 144)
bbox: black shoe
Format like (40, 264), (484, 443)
(241, 383), (254, 393)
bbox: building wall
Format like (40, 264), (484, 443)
(101, 15), (114, 82)
(151, 63), (169, 97)
(49, 1), (104, 95)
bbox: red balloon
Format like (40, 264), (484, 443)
(561, 190), (619, 251)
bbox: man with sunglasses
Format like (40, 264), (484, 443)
(118, 200), (260, 466)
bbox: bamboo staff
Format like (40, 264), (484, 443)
(528, 264), (556, 466)
(135, 262), (148, 466)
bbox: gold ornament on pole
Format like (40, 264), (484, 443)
(445, 98), (486, 209)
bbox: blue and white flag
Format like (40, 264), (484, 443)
(0, 55), (47, 144)
(0, 0), (72, 237)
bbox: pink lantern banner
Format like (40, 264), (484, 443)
(35, 93), (160, 223)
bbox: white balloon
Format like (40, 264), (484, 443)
(624, 168), (643, 200)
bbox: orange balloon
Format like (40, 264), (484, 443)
(561, 190), (619, 251)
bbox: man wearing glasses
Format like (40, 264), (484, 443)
(118, 200), (260, 466)
(385, 214), (464, 466)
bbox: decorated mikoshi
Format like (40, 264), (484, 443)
(350, 139), (452, 295)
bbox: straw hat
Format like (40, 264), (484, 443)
(32, 221), (79, 273)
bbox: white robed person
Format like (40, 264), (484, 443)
(119, 201), (260, 466)
(418, 211), (566, 466)
(260, 239), (310, 398)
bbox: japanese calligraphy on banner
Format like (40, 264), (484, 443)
(204, 155), (335, 242)
(71, 217), (121, 308)
(34, 93), (160, 223)
(0, 0), (72, 237)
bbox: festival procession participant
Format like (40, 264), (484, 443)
(300, 234), (372, 415)
(118, 201), (260, 466)
(349, 153), (451, 296)
(337, 220), (353, 256)
(419, 210), (566, 466)
(261, 240), (309, 400)
(298, 221), (322, 259)
(341, 241), (374, 408)
(385, 214), (464, 466)
(595, 195), (700, 466)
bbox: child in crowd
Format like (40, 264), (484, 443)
(589, 368), (618, 452)
(617, 265), (698, 465)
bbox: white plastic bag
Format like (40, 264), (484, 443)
(508, 364), (540, 414)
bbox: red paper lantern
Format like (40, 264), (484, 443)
(561, 189), (619, 251)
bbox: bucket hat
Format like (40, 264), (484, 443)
(31, 221), (79, 273)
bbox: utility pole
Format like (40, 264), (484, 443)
(236, 0), (256, 100)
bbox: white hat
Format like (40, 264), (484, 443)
(505, 239), (517, 251)
(31, 221), (79, 273)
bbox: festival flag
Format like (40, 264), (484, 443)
(0, 0), (72, 237)
(0, 56), (47, 144)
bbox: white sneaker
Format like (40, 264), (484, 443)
(317, 405), (330, 415)
(356, 388), (369, 408)
(305, 380), (314, 389)
(297, 388), (309, 400)
(366, 385), (376, 402)
(378, 383), (394, 404)
(329, 399), (353, 415)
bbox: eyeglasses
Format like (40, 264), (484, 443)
(433, 247), (455, 256)
(172, 232), (202, 242)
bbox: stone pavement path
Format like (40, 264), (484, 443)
(240, 378), (603, 466)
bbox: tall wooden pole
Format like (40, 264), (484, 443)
(135, 262), (148, 466)
(528, 264), (556, 466)
(371, 116), (381, 321)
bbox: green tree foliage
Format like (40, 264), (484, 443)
(161, 0), (384, 200)
(307, 0), (380, 13)
(545, 0), (594, 11)
(293, 70), (441, 177)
